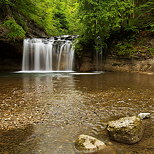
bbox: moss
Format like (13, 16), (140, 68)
(75, 138), (86, 149)
(3, 17), (26, 40)
(13, 13), (28, 32)
(107, 116), (144, 144)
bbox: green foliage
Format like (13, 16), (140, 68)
(126, 0), (154, 31)
(3, 18), (26, 40)
(0, 0), (80, 37)
(27, 0), (80, 36)
(147, 48), (154, 52)
(76, 0), (154, 56)
(77, 0), (133, 51)
(0, 0), (14, 6)
(147, 48), (154, 55)
(115, 42), (136, 56)
(0, 0), (153, 59)
(12, 13), (28, 32)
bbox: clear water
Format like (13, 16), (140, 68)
(0, 72), (154, 153)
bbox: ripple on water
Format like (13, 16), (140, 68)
(0, 72), (154, 153)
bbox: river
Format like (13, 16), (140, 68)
(0, 72), (154, 153)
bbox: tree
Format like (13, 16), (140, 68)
(0, 0), (80, 39)
(127, 0), (154, 30)
(76, 0), (133, 52)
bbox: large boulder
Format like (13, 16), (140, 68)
(107, 116), (144, 144)
(75, 134), (107, 153)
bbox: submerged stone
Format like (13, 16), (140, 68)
(107, 116), (144, 144)
(138, 113), (151, 119)
(75, 134), (106, 153)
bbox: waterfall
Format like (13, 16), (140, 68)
(95, 36), (103, 71)
(22, 37), (75, 72)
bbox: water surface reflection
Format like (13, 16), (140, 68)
(0, 72), (153, 153)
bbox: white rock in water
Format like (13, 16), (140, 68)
(75, 134), (106, 153)
(138, 113), (150, 119)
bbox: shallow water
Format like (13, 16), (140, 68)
(0, 72), (154, 154)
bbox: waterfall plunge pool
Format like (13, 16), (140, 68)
(16, 70), (75, 73)
(15, 71), (104, 75)
(0, 72), (154, 153)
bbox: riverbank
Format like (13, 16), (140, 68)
(77, 54), (154, 74)
(102, 56), (154, 74)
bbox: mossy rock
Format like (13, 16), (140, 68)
(107, 116), (144, 144)
(75, 134), (106, 153)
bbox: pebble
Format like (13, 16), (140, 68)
(138, 113), (151, 119)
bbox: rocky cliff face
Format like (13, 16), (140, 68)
(76, 54), (154, 73)
(77, 31), (154, 73)
(102, 57), (154, 73)
(0, 20), (47, 71)
(0, 2), (48, 71)
(0, 40), (23, 71)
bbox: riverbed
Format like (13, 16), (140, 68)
(0, 72), (154, 153)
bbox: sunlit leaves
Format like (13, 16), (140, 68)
(77, 0), (133, 48)
(0, 0), (80, 37)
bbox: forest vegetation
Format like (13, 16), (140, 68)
(0, 0), (154, 56)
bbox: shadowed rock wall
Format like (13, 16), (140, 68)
(0, 40), (23, 71)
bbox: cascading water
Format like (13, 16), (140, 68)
(22, 36), (75, 72)
(95, 36), (103, 71)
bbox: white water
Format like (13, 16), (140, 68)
(71, 72), (103, 75)
(95, 36), (103, 71)
(22, 38), (74, 72)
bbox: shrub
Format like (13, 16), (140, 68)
(116, 42), (136, 56)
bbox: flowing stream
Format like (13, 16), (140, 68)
(0, 72), (154, 153)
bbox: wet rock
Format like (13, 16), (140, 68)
(107, 116), (144, 144)
(138, 113), (150, 119)
(54, 35), (78, 41)
(75, 134), (106, 153)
